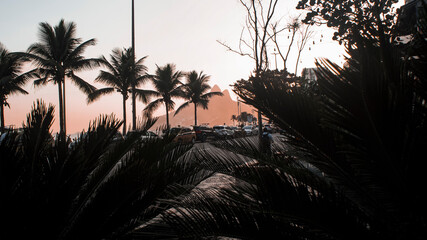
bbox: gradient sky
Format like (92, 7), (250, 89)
(1, 0), (357, 134)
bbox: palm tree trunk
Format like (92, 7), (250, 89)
(194, 103), (197, 126)
(0, 103), (4, 131)
(166, 103), (170, 130)
(132, 90), (136, 130)
(57, 82), (65, 141)
(62, 79), (67, 137)
(123, 96), (127, 135)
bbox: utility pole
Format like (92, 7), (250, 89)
(131, 0), (136, 131)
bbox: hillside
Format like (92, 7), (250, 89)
(150, 85), (254, 129)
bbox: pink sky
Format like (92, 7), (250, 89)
(0, 0), (359, 134)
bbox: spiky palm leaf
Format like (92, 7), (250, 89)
(0, 100), (213, 239)
(158, 136), (375, 239)
(159, 6), (427, 239)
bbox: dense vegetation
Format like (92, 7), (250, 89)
(160, 1), (427, 239)
(1, 0), (426, 239)
(0, 100), (213, 239)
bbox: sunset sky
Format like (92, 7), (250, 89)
(1, 0), (397, 134)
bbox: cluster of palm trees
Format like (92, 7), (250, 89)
(231, 111), (256, 126)
(0, 19), (222, 136)
(2, 3), (427, 239)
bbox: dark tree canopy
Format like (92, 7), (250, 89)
(296, 0), (399, 44)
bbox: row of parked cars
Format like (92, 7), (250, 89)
(165, 124), (279, 144)
(2, 123), (281, 147)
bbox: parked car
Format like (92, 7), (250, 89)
(193, 125), (215, 142)
(162, 127), (182, 139)
(213, 125), (234, 139)
(140, 130), (161, 140)
(263, 124), (274, 133)
(242, 125), (258, 136)
(173, 127), (196, 144)
(231, 126), (246, 138)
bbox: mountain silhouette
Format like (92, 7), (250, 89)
(150, 85), (254, 129)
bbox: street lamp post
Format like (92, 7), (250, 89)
(131, 0), (136, 131)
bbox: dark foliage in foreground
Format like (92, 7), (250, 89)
(1, 3), (427, 240)
(0, 100), (212, 239)
(158, 5), (427, 240)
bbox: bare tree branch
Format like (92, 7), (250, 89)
(216, 40), (255, 60)
(268, 17), (301, 71)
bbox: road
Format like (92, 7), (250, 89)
(189, 133), (287, 189)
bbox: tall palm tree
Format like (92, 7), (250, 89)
(88, 47), (152, 135)
(174, 71), (223, 126)
(144, 63), (183, 130)
(23, 19), (100, 140)
(0, 43), (33, 130)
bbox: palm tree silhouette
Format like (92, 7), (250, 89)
(174, 71), (223, 126)
(0, 43), (34, 130)
(23, 19), (100, 140)
(144, 63), (183, 130)
(88, 48), (152, 135)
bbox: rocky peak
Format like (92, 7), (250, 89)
(210, 84), (221, 93)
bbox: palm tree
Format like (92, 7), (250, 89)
(23, 19), (100, 140)
(174, 71), (223, 126)
(88, 47), (152, 135)
(0, 43), (33, 131)
(144, 63), (183, 130)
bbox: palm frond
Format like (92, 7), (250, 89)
(6, 85), (28, 96)
(98, 55), (118, 76)
(143, 98), (164, 117)
(158, 137), (374, 239)
(70, 57), (103, 72)
(87, 87), (115, 103)
(135, 74), (150, 87)
(132, 88), (158, 104)
(66, 38), (97, 63)
(33, 76), (49, 87)
(95, 70), (121, 86)
(174, 101), (190, 116)
(68, 72), (96, 94)
(22, 99), (55, 159)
